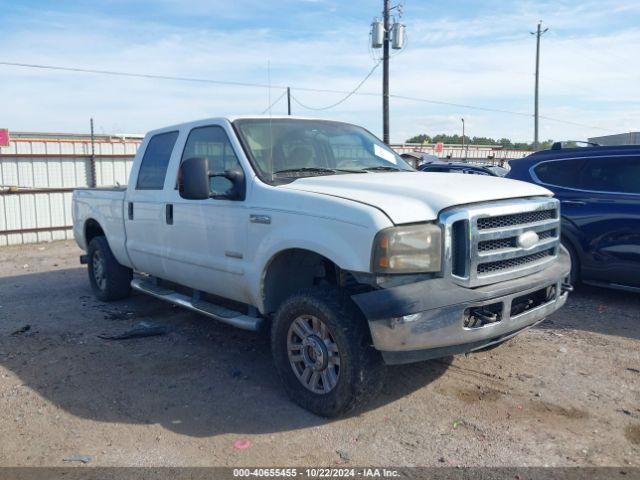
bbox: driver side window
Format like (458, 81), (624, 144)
(181, 126), (242, 197)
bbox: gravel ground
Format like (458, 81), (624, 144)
(0, 241), (638, 467)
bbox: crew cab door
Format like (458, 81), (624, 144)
(125, 130), (180, 278)
(160, 124), (249, 303)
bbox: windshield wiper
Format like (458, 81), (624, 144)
(363, 166), (401, 172)
(273, 167), (337, 177)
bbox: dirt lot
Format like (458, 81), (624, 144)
(0, 240), (638, 467)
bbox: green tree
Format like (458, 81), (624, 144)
(405, 133), (554, 151)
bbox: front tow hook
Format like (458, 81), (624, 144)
(561, 283), (574, 294)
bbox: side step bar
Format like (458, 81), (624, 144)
(131, 278), (264, 331)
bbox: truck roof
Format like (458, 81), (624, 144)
(146, 115), (325, 136)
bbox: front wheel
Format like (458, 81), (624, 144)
(562, 240), (580, 286)
(87, 236), (132, 301)
(271, 287), (385, 417)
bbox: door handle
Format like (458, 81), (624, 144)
(165, 204), (173, 225)
(561, 200), (586, 206)
(128, 202), (134, 220)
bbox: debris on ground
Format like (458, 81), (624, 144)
(63, 455), (92, 464)
(10, 325), (31, 336)
(336, 449), (351, 461)
(97, 321), (169, 340)
(233, 439), (251, 450)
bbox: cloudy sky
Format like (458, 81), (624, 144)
(0, 0), (638, 142)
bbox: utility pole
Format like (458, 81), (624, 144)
(371, 1), (404, 144)
(461, 118), (465, 159)
(531, 21), (548, 150)
(287, 87), (291, 115)
(89, 118), (96, 188)
(382, 0), (390, 145)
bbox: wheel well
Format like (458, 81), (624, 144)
(84, 219), (105, 245)
(262, 249), (338, 315)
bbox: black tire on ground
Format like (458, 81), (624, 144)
(87, 235), (132, 301)
(562, 240), (580, 285)
(271, 286), (385, 417)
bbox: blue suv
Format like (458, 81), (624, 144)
(507, 144), (640, 292)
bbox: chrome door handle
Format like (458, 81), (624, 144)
(250, 214), (271, 224)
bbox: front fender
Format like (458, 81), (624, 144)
(245, 216), (377, 312)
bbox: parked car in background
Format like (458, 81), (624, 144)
(507, 144), (640, 291)
(419, 161), (509, 177)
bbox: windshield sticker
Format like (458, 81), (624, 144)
(374, 144), (397, 164)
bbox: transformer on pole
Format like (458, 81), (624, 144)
(371, 1), (405, 145)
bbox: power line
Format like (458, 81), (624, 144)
(290, 60), (381, 111)
(0, 60), (617, 132)
(260, 89), (287, 114)
(0, 60), (280, 90)
(389, 94), (532, 117)
(538, 115), (616, 133)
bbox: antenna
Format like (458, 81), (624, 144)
(267, 60), (274, 179)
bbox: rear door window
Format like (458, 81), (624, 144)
(579, 157), (640, 194)
(533, 158), (587, 189)
(136, 131), (179, 190)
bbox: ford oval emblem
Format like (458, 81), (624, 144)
(517, 231), (539, 250)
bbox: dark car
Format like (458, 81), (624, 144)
(507, 144), (640, 291)
(419, 161), (508, 176)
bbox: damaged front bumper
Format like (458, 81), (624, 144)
(351, 248), (572, 365)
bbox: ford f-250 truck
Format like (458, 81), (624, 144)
(73, 117), (571, 417)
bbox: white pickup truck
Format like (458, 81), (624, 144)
(73, 117), (571, 416)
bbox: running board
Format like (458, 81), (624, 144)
(131, 278), (264, 331)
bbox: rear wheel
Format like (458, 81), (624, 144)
(271, 287), (385, 417)
(88, 236), (132, 301)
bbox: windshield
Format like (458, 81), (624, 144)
(233, 119), (413, 183)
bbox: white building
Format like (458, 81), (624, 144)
(588, 132), (640, 146)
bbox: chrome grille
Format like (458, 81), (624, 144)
(478, 228), (556, 252)
(478, 248), (555, 274)
(441, 197), (561, 287)
(477, 210), (556, 230)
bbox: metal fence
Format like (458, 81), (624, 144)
(0, 133), (140, 246)
(391, 143), (532, 164)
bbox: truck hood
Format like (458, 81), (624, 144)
(281, 172), (552, 224)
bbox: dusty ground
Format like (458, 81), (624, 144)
(0, 240), (638, 467)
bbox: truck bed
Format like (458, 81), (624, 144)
(72, 187), (129, 266)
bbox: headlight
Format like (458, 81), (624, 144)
(371, 223), (442, 274)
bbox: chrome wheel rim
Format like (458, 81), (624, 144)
(92, 250), (106, 290)
(287, 315), (340, 394)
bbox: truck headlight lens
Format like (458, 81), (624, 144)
(372, 224), (442, 274)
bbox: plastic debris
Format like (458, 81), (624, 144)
(336, 449), (351, 461)
(233, 439), (251, 450)
(63, 455), (92, 464)
(11, 325), (31, 335)
(98, 321), (169, 340)
(453, 420), (461, 429)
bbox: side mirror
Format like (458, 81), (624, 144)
(179, 157), (210, 200)
(213, 168), (246, 200)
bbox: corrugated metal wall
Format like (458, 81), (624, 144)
(0, 134), (140, 246)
